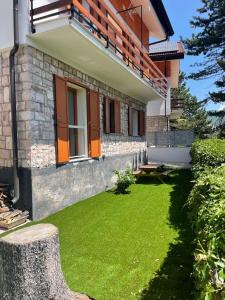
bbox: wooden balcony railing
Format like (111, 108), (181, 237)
(30, 0), (168, 97)
(171, 99), (184, 110)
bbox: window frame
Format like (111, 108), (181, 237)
(128, 107), (145, 137)
(104, 96), (121, 134)
(67, 84), (88, 160)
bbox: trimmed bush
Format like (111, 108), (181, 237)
(188, 138), (225, 299)
(190, 139), (225, 177)
(113, 167), (136, 194)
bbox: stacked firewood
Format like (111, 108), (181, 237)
(0, 184), (29, 230)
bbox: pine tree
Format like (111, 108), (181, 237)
(171, 73), (212, 137)
(184, 0), (225, 106)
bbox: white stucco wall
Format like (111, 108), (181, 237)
(0, 0), (31, 49)
(0, 0), (14, 49)
(147, 85), (171, 117)
(148, 147), (191, 164)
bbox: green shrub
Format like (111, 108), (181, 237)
(113, 167), (136, 194)
(187, 166), (225, 299)
(190, 139), (225, 177)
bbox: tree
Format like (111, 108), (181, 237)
(208, 109), (225, 137)
(171, 73), (212, 137)
(183, 0), (225, 125)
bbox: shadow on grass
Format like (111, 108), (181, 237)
(136, 176), (163, 186)
(140, 170), (195, 300)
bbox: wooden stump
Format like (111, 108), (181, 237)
(0, 224), (91, 300)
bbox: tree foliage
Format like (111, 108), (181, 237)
(171, 73), (212, 137)
(184, 0), (225, 105)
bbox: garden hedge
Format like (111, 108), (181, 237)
(190, 139), (225, 177)
(189, 139), (225, 299)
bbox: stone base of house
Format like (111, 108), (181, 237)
(146, 116), (169, 132)
(0, 151), (147, 220)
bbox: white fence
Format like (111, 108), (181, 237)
(148, 147), (191, 165)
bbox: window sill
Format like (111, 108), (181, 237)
(69, 157), (91, 163)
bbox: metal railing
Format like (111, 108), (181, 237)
(147, 130), (195, 147)
(30, 0), (168, 98)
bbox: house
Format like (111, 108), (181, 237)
(147, 40), (184, 132)
(0, 0), (183, 220)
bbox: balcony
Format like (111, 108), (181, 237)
(170, 98), (184, 119)
(29, 0), (168, 102)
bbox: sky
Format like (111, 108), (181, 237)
(163, 0), (221, 111)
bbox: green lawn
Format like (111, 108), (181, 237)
(35, 170), (194, 300)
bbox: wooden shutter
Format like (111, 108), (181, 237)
(104, 97), (110, 134)
(114, 100), (121, 133)
(139, 110), (145, 136)
(128, 106), (133, 136)
(88, 90), (101, 158)
(54, 75), (69, 164)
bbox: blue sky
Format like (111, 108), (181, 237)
(163, 0), (220, 111)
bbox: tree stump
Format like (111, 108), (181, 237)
(0, 224), (91, 300)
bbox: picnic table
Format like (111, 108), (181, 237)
(133, 163), (173, 183)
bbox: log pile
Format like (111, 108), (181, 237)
(0, 183), (29, 230)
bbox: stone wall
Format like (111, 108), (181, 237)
(31, 151), (146, 220)
(0, 49), (12, 168)
(0, 45), (146, 169)
(0, 47), (32, 168)
(146, 116), (169, 133)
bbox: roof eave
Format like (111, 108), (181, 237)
(150, 53), (185, 61)
(150, 0), (174, 37)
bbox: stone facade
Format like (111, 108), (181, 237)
(0, 47), (32, 168)
(146, 115), (169, 132)
(0, 44), (147, 219)
(0, 45), (146, 169)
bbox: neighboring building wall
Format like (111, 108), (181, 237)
(146, 116), (168, 132)
(146, 86), (171, 132)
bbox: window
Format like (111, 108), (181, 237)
(68, 86), (88, 159)
(132, 109), (139, 136)
(54, 76), (101, 164)
(104, 97), (121, 134)
(128, 107), (145, 137)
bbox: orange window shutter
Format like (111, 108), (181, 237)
(104, 97), (111, 134)
(54, 75), (69, 164)
(114, 100), (121, 133)
(128, 106), (133, 136)
(88, 90), (101, 158)
(139, 110), (145, 136)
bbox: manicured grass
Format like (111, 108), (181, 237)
(1, 170), (194, 299)
(37, 170), (194, 300)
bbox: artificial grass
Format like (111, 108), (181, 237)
(1, 170), (194, 299)
(37, 170), (194, 300)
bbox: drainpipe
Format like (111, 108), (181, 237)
(9, 0), (20, 204)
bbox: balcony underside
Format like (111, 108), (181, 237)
(28, 17), (166, 103)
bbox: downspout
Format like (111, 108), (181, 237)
(9, 0), (20, 204)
